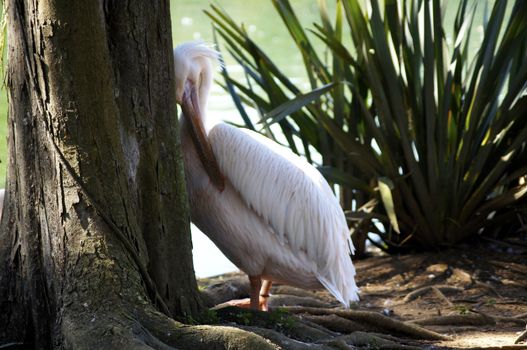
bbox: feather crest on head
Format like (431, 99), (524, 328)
(174, 41), (221, 114)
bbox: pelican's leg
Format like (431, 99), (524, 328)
(259, 280), (273, 311)
(221, 276), (269, 311)
(248, 275), (262, 310)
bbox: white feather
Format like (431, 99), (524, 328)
(174, 40), (220, 62)
(208, 124), (359, 306)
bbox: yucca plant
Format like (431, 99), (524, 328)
(206, 0), (527, 254)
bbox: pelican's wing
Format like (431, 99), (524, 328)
(208, 123), (358, 306)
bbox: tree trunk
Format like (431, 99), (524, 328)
(0, 1), (275, 349)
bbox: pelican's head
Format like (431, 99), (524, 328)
(174, 41), (219, 110)
(174, 41), (225, 191)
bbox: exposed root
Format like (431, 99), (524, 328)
(139, 307), (279, 350)
(494, 317), (527, 327)
(201, 276), (250, 307)
(282, 306), (449, 340)
(240, 326), (334, 350)
(472, 310), (527, 326)
(301, 314), (372, 333)
(62, 304), (281, 350)
(269, 294), (334, 308)
(515, 328), (527, 344)
(272, 285), (323, 298)
(297, 317), (341, 337)
(324, 339), (354, 350)
(464, 345), (527, 350)
(325, 332), (423, 350)
(369, 331), (431, 348)
(432, 286), (454, 307)
(403, 285), (463, 303)
(495, 301), (527, 306)
(451, 297), (483, 303)
(409, 313), (496, 326)
(61, 309), (162, 350)
(212, 306), (335, 343)
(475, 281), (502, 298)
(410, 309), (527, 330)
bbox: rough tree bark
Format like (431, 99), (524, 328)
(0, 1), (275, 349)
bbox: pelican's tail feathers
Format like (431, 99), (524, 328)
(316, 257), (359, 308)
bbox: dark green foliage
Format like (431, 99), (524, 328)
(207, 0), (527, 251)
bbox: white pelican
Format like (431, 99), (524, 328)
(174, 41), (358, 310)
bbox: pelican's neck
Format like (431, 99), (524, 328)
(196, 57), (214, 129)
(179, 114), (195, 149)
(179, 113), (201, 163)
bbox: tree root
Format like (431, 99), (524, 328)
(409, 313), (496, 326)
(212, 306), (336, 343)
(364, 331), (425, 344)
(515, 328), (527, 344)
(282, 306), (449, 340)
(60, 303), (280, 350)
(271, 285), (323, 298)
(301, 314), (372, 333)
(452, 297), (482, 303)
(402, 285), (463, 303)
(139, 307), (279, 350)
(495, 301), (527, 306)
(61, 310), (158, 350)
(410, 309), (527, 329)
(201, 276), (250, 307)
(475, 281), (502, 298)
(325, 332), (424, 350)
(239, 326), (335, 350)
(494, 316), (527, 327)
(464, 345), (527, 350)
(269, 294), (334, 308)
(432, 286), (454, 307)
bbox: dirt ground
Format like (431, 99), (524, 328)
(198, 239), (527, 349)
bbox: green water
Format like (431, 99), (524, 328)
(172, 1), (324, 70)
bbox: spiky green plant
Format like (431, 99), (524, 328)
(207, 0), (527, 253)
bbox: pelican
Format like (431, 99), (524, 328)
(174, 41), (358, 310)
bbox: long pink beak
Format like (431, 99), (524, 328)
(180, 80), (225, 192)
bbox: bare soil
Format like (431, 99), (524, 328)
(198, 239), (527, 349)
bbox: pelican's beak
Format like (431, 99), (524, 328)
(180, 80), (225, 192)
